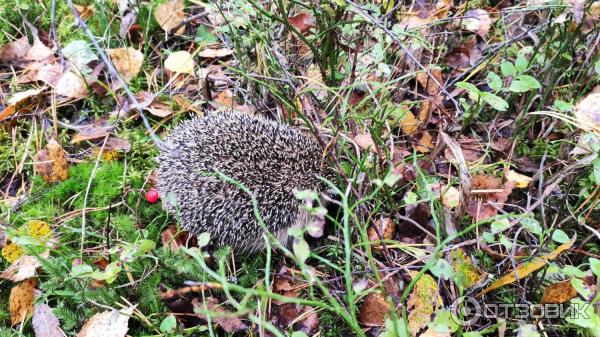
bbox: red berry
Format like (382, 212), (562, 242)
(145, 188), (159, 203)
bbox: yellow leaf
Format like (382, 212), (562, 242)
(164, 51), (195, 74)
(478, 234), (576, 296)
(415, 131), (434, 153)
(108, 47), (143, 83)
(407, 273), (442, 336)
(154, 0), (185, 35)
(505, 169), (532, 188)
(9, 278), (37, 326)
(401, 111), (419, 135)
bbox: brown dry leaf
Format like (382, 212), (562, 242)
(479, 235), (576, 296)
(407, 273), (442, 336)
(192, 297), (247, 333)
(574, 92), (600, 131)
(164, 50), (195, 74)
(25, 62), (64, 85)
(0, 255), (43, 282)
(505, 169), (532, 188)
(0, 36), (31, 64)
(368, 217), (395, 246)
(71, 121), (112, 143)
(461, 9), (492, 36)
(358, 293), (390, 327)
(467, 175), (515, 222)
(445, 36), (484, 73)
(34, 139), (68, 183)
(54, 70), (88, 99)
(76, 305), (135, 337)
(288, 12), (316, 34)
(415, 131), (434, 153)
(540, 279), (578, 304)
(74, 4), (95, 21)
(146, 101), (173, 117)
(401, 111), (419, 135)
(416, 69), (443, 97)
(161, 224), (196, 251)
(108, 47), (143, 83)
(0, 88), (44, 122)
(198, 47), (234, 58)
(155, 0), (185, 35)
(444, 137), (484, 163)
(9, 278), (37, 326)
(104, 136), (132, 153)
(353, 133), (378, 153)
(32, 303), (64, 337)
(25, 36), (54, 62)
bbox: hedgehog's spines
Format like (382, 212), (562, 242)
(156, 112), (328, 253)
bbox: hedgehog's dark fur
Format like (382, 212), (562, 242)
(156, 112), (328, 252)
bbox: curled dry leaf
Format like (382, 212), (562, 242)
(0, 88), (44, 122)
(155, 0), (185, 35)
(25, 36), (54, 62)
(461, 9), (492, 36)
(444, 36), (485, 73)
(32, 303), (65, 337)
(540, 279), (578, 304)
(0, 254), (43, 282)
(164, 50), (195, 74)
(505, 169), (532, 188)
(9, 278), (38, 326)
(71, 121), (112, 143)
(358, 293), (390, 327)
(108, 47), (143, 83)
(76, 305), (135, 337)
(160, 224), (197, 251)
(574, 92), (600, 131)
(415, 131), (434, 153)
(54, 70), (88, 99)
(198, 47), (234, 58)
(467, 174), (515, 222)
(401, 111), (419, 135)
(34, 139), (68, 183)
(353, 133), (378, 153)
(0, 36), (31, 64)
(288, 12), (316, 34)
(192, 297), (247, 333)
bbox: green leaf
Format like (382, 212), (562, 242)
(552, 229), (570, 243)
(403, 191), (418, 205)
(70, 263), (93, 277)
(553, 99), (574, 112)
(565, 299), (600, 329)
(592, 158), (600, 184)
(500, 62), (517, 77)
(430, 258), (453, 280)
(379, 317), (410, 337)
(160, 314), (177, 333)
(590, 258), (600, 277)
(197, 232), (211, 248)
(595, 58), (600, 76)
(563, 265), (586, 278)
(293, 238), (310, 263)
(195, 26), (218, 46)
(486, 72), (503, 91)
(520, 216), (542, 235)
(515, 52), (529, 72)
(491, 218), (511, 234)
(480, 92), (509, 111)
(509, 75), (541, 93)
(62, 40), (98, 74)
(429, 309), (459, 333)
(456, 82), (481, 101)
(571, 278), (593, 298)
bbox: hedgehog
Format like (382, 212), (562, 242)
(156, 111), (330, 253)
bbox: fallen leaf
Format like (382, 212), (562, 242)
(0, 255), (43, 282)
(467, 175), (515, 222)
(441, 186), (460, 208)
(164, 50), (195, 74)
(401, 111), (419, 135)
(353, 133), (378, 153)
(415, 131), (434, 153)
(450, 249), (486, 289)
(192, 297), (247, 333)
(25, 36), (54, 62)
(288, 12), (316, 34)
(479, 235), (576, 296)
(108, 47), (143, 83)
(416, 69), (444, 97)
(161, 224), (196, 251)
(71, 121), (112, 143)
(104, 136), (132, 153)
(54, 70), (88, 99)
(444, 36), (485, 74)
(9, 278), (37, 326)
(34, 139), (68, 183)
(574, 92), (600, 131)
(505, 169), (532, 188)
(74, 4), (95, 21)
(407, 273), (442, 336)
(540, 279), (578, 304)
(155, 0), (185, 35)
(358, 293), (390, 327)
(76, 305), (135, 337)
(32, 303), (65, 337)
(0, 88), (44, 121)
(0, 36), (31, 64)
(461, 9), (492, 36)
(368, 217), (395, 245)
(198, 47), (234, 58)
(62, 40), (98, 74)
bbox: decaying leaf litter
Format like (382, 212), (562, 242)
(0, 0), (599, 336)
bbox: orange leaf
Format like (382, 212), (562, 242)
(34, 139), (68, 183)
(9, 278), (37, 326)
(540, 279), (578, 304)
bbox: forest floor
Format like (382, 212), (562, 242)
(0, 0), (599, 336)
